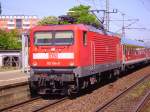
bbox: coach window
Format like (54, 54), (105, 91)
(83, 31), (87, 46)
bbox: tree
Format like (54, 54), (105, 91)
(8, 29), (21, 49)
(67, 5), (101, 28)
(0, 30), (10, 49)
(0, 29), (21, 50)
(38, 16), (59, 25)
(37, 5), (101, 28)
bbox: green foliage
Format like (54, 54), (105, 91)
(68, 5), (90, 18)
(0, 30), (10, 49)
(0, 29), (21, 50)
(37, 5), (101, 28)
(68, 5), (101, 28)
(38, 16), (59, 25)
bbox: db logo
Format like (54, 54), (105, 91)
(49, 53), (58, 59)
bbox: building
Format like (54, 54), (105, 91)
(0, 15), (39, 32)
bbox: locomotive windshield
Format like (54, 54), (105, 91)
(34, 32), (53, 45)
(34, 31), (73, 45)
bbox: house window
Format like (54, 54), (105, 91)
(23, 24), (30, 27)
(16, 19), (22, 29)
(8, 24), (14, 27)
(9, 19), (13, 22)
(24, 18), (29, 22)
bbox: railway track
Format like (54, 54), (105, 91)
(0, 96), (41, 112)
(93, 74), (150, 112)
(33, 97), (68, 112)
(134, 90), (150, 112)
(0, 96), (67, 112)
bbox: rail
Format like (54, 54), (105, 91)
(33, 97), (68, 112)
(135, 90), (150, 112)
(93, 74), (150, 112)
(0, 97), (41, 111)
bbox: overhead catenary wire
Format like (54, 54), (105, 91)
(138, 0), (150, 14)
(75, 0), (150, 40)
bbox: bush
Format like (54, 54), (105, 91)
(0, 29), (21, 50)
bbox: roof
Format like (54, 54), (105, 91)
(0, 15), (38, 19)
(144, 42), (150, 48)
(31, 24), (98, 33)
(32, 24), (119, 37)
(121, 37), (145, 47)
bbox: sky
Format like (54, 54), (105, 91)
(1, 0), (150, 41)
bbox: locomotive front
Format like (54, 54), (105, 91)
(29, 25), (78, 95)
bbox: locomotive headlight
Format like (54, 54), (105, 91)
(32, 62), (37, 66)
(51, 47), (56, 51)
(69, 62), (74, 66)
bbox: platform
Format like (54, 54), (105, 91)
(0, 70), (29, 87)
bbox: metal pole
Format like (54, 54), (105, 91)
(105, 0), (109, 31)
(122, 13), (125, 37)
(0, 2), (2, 15)
(21, 33), (29, 74)
(22, 34), (25, 72)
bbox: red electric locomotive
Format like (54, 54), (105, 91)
(29, 24), (149, 96)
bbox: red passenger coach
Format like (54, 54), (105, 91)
(121, 38), (148, 68)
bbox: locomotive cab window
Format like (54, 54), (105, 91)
(34, 32), (53, 45)
(34, 31), (73, 46)
(83, 31), (87, 46)
(54, 31), (74, 45)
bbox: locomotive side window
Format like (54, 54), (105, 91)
(83, 31), (87, 46)
(34, 32), (52, 45)
(54, 31), (73, 45)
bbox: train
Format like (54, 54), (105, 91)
(29, 24), (150, 96)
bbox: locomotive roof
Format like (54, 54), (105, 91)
(84, 25), (119, 37)
(32, 24), (119, 37)
(33, 24), (99, 31)
(121, 37), (145, 47)
(144, 42), (150, 48)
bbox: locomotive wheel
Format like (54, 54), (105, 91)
(97, 74), (101, 83)
(113, 69), (120, 80)
(108, 72), (113, 79)
(67, 88), (73, 96)
(67, 89), (79, 98)
(67, 84), (79, 97)
(29, 81), (38, 97)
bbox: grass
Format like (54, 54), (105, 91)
(128, 80), (150, 99)
(145, 106), (150, 112)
